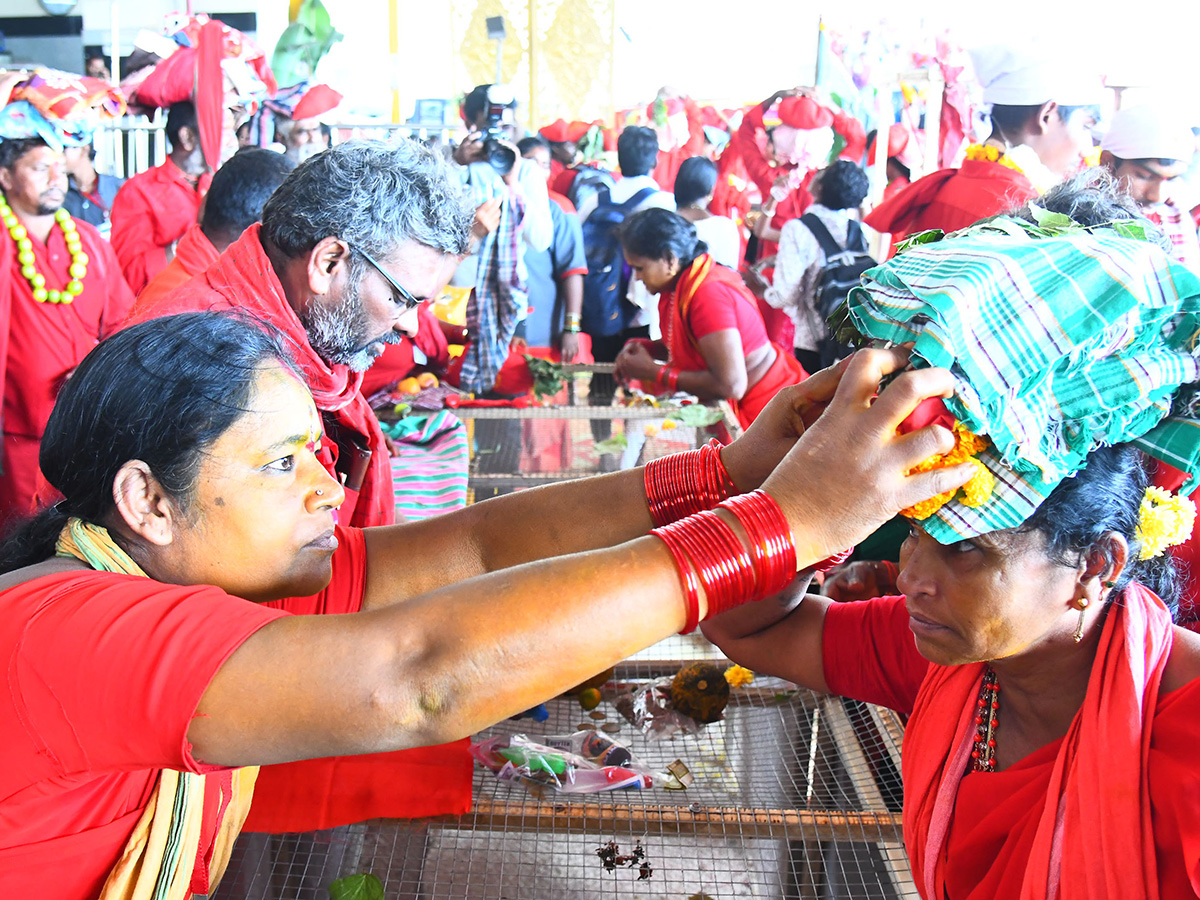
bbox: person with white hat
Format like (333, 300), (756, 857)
(866, 45), (1102, 246)
(1100, 104), (1199, 267)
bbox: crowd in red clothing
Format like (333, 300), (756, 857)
(7, 28), (1200, 900)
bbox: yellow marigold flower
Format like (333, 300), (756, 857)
(899, 423), (993, 519)
(953, 425), (989, 458)
(1136, 487), (1197, 561)
(900, 487), (958, 520)
(644, 424), (660, 437)
(661, 419), (678, 430)
(724, 664), (755, 687)
(959, 459), (996, 508)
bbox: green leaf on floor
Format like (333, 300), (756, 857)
(328, 873), (384, 900)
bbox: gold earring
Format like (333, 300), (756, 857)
(1073, 597), (1090, 643)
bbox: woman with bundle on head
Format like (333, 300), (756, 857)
(703, 174), (1200, 898)
(0, 311), (970, 898)
(613, 207), (807, 429)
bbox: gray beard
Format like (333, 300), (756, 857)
(301, 278), (401, 372)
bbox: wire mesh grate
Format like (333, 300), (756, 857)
(210, 634), (914, 899)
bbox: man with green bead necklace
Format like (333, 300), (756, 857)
(0, 134), (134, 526)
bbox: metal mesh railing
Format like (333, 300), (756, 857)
(210, 633), (913, 899)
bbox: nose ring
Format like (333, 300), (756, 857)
(316, 489), (324, 496)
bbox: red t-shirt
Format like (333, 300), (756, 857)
(109, 160), (210, 295)
(0, 525), (367, 899)
(822, 595), (1200, 899)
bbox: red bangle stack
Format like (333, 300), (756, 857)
(644, 439), (737, 527)
(651, 489), (796, 633)
(718, 491), (797, 599)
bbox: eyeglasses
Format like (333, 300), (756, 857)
(350, 244), (422, 313)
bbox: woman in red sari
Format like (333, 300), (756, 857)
(703, 177), (1200, 899)
(613, 208), (806, 429)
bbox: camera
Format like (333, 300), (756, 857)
(481, 85), (517, 176)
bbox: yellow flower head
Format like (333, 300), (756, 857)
(1135, 487), (1196, 561)
(900, 423), (996, 519)
(724, 664), (755, 687)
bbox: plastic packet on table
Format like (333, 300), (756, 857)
(611, 677), (707, 740)
(470, 731), (653, 794)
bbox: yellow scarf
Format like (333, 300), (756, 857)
(56, 519), (258, 900)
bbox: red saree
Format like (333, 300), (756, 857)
(904, 583), (1177, 899)
(823, 593), (1200, 898)
(662, 255), (806, 429)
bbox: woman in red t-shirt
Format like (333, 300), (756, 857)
(0, 312), (967, 899)
(613, 208), (807, 429)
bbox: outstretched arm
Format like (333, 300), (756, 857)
(358, 358), (852, 610)
(190, 349), (971, 767)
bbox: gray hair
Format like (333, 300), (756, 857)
(260, 138), (472, 259)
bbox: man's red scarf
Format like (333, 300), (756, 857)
(139, 224), (393, 527)
(903, 582), (1173, 899)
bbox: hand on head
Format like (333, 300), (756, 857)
(751, 348), (973, 564)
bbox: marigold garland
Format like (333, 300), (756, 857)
(1135, 486), (1196, 561)
(900, 422), (996, 520)
(963, 143), (1025, 177)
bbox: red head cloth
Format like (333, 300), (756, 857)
(195, 18), (225, 173)
(129, 14), (275, 168)
(565, 119), (591, 142)
(777, 96), (834, 131)
(870, 122), (914, 164)
(538, 118), (572, 143)
(291, 83), (342, 121)
(129, 47), (198, 108)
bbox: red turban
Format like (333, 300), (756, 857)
(538, 118), (572, 142)
(777, 96), (834, 131)
(292, 83), (342, 121)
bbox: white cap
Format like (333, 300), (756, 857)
(969, 45), (1102, 107)
(1101, 104), (1195, 162)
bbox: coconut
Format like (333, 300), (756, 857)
(669, 661), (730, 724)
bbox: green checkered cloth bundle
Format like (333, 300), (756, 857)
(844, 216), (1200, 543)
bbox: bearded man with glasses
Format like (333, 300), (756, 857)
(127, 139), (476, 869)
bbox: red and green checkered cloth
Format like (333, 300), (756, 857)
(846, 217), (1200, 542)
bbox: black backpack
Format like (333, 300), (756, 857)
(579, 186), (657, 337)
(799, 213), (877, 366)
